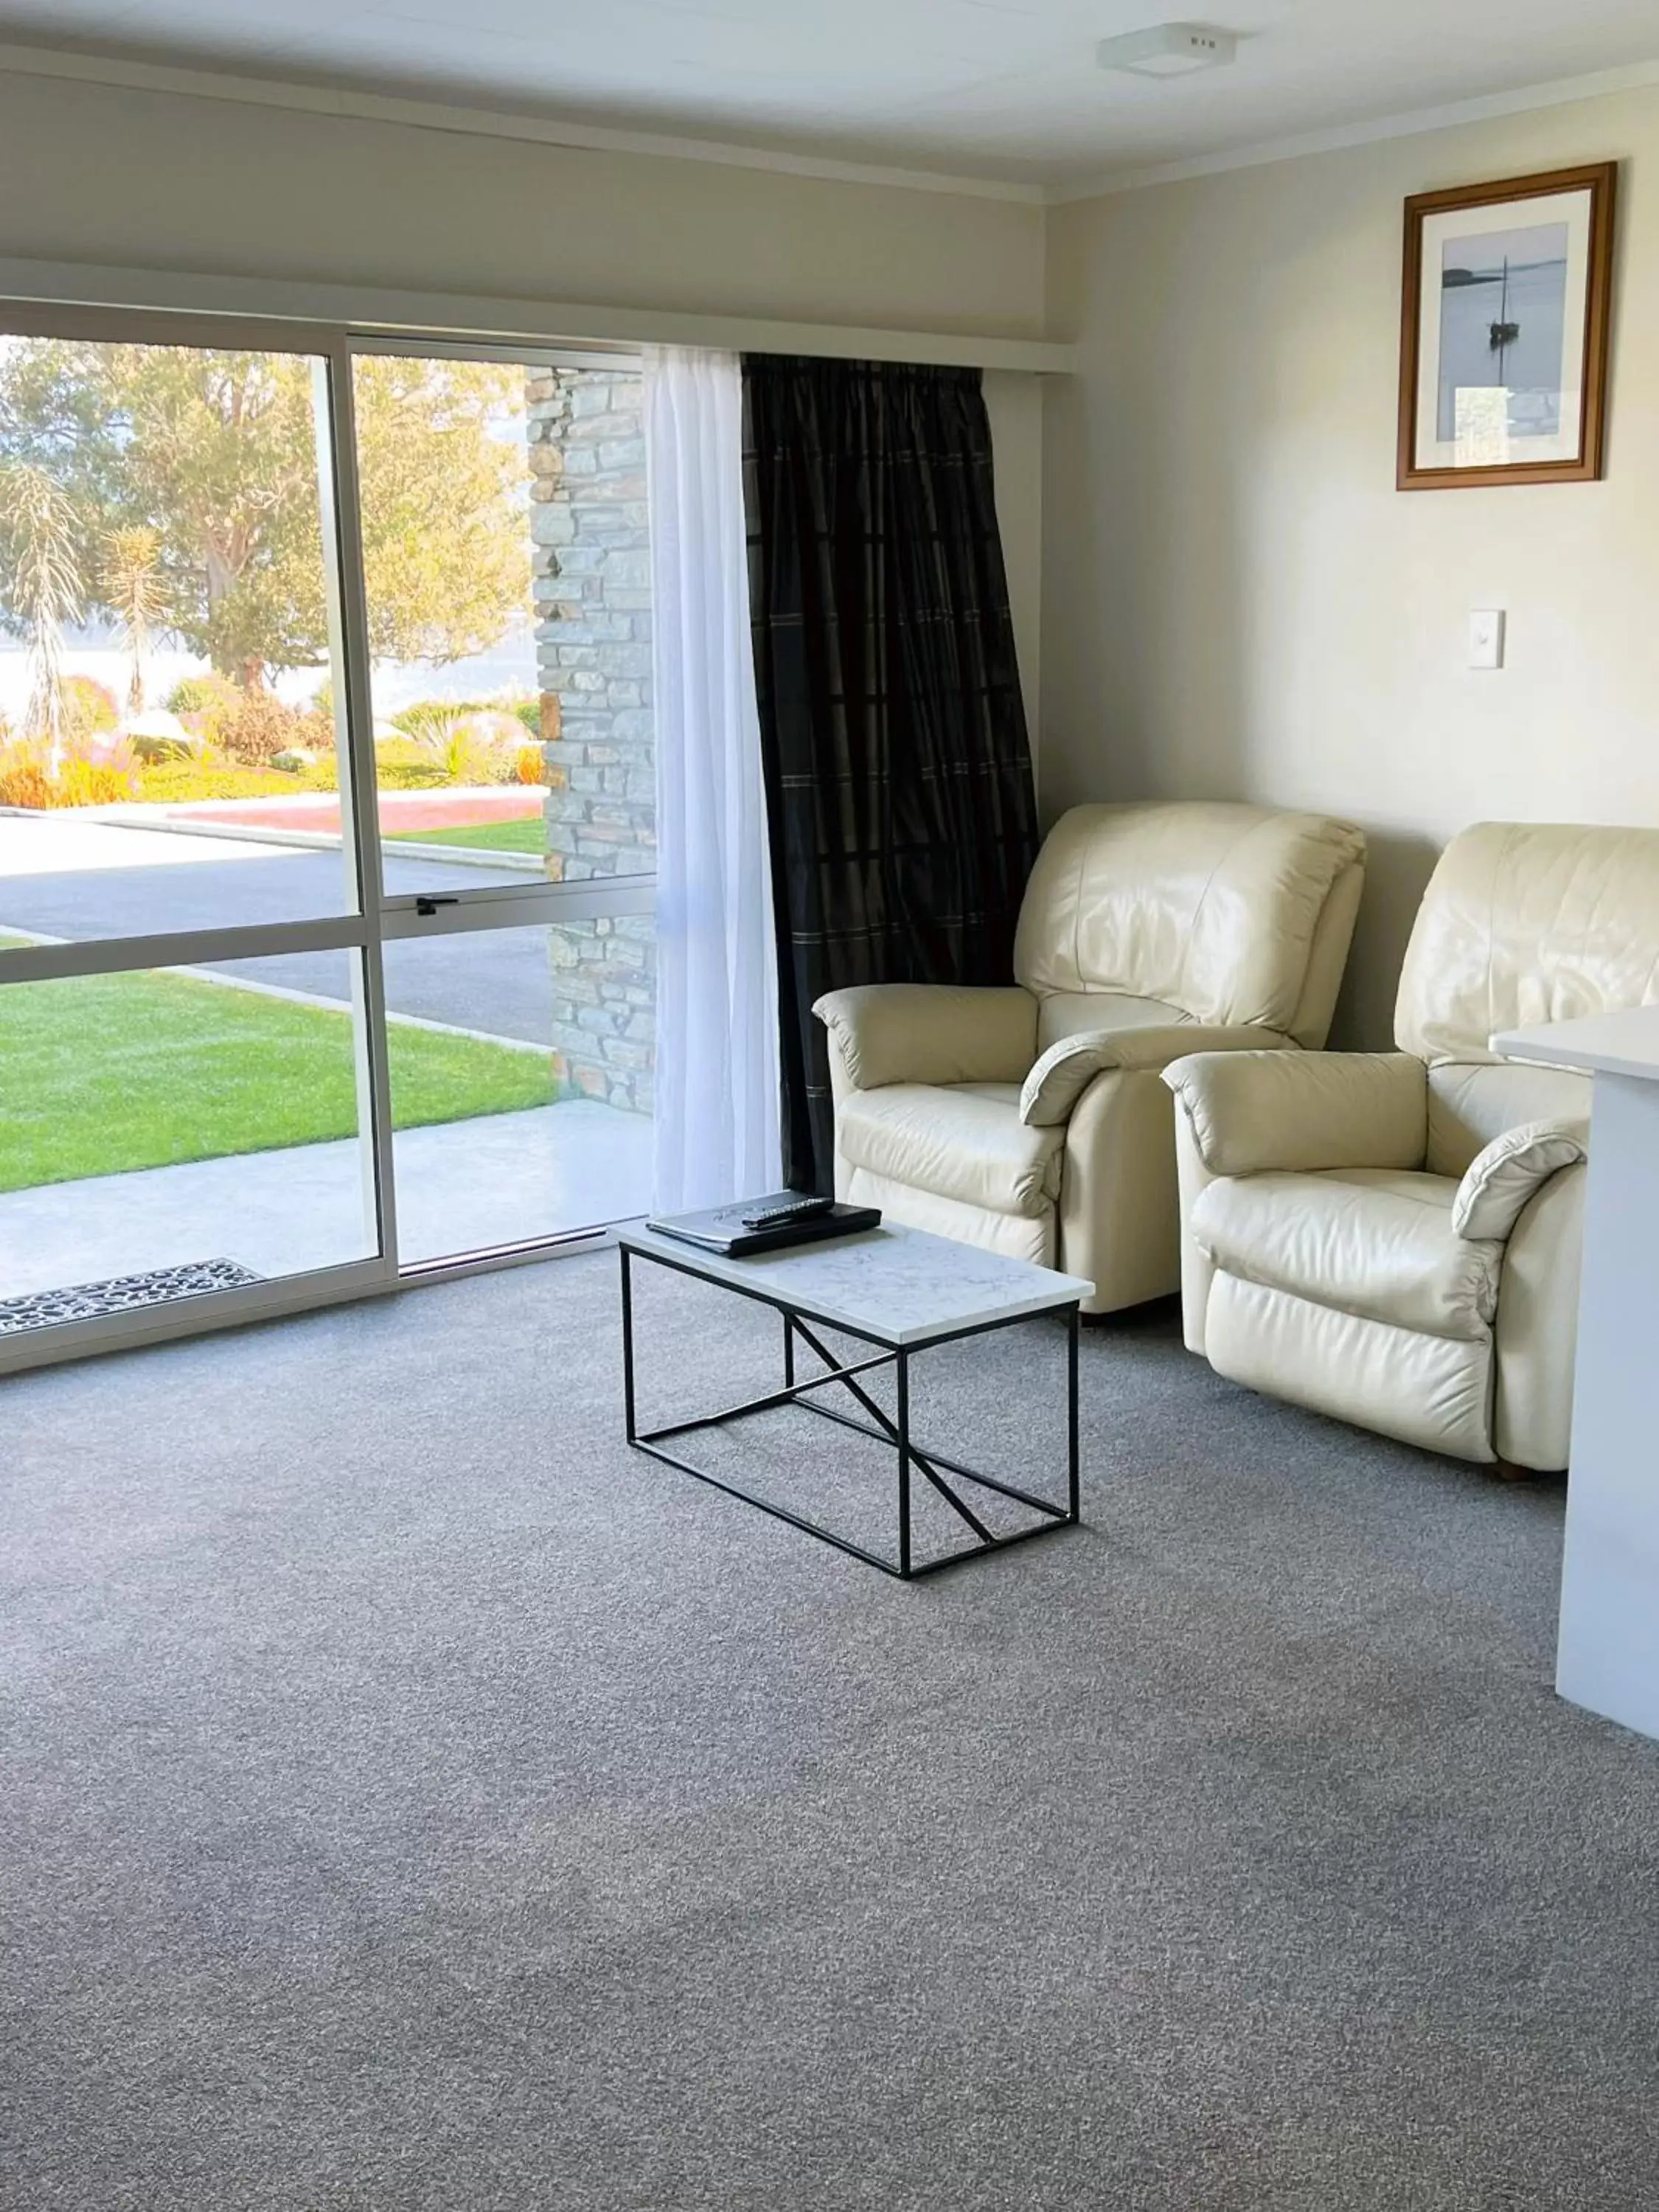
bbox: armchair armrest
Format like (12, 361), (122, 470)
(1020, 1023), (1296, 1127)
(813, 984), (1037, 1092)
(1162, 1050), (1427, 1176)
(1451, 1119), (1588, 1242)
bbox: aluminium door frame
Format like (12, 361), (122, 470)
(0, 302), (653, 1374)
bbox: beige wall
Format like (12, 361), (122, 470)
(1041, 84), (1659, 1046)
(0, 70), (1043, 338)
(0, 65), (1048, 743)
(984, 370), (1044, 751)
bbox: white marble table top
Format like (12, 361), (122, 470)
(619, 1222), (1093, 1346)
(1492, 1003), (1659, 1082)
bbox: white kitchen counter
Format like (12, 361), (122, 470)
(1494, 1004), (1659, 1742)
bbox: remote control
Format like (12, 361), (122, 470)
(740, 1194), (836, 1231)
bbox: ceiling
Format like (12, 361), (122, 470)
(4, 0), (1659, 189)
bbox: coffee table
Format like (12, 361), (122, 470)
(618, 1222), (1091, 1579)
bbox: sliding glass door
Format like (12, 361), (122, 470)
(0, 310), (653, 1366)
(349, 344), (654, 1270)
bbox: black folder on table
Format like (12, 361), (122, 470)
(647, 1198), (882, 1259)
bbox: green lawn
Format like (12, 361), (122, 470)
(0, 961), (553, 1192)
(387, 818), (546, 853)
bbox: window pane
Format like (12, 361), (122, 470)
(0, 950), (380, 1329)
(352, 353), (655, 897)
(387, 917), (654, 1266)
(0, 335), (361, 941)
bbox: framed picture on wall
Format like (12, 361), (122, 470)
(1397, 161), (1616, 490)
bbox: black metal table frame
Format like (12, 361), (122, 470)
(619, 1239), (1081, 1580)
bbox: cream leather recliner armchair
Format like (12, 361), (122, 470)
(1163, 821), (1659, 1470)
(813, 801), (1367, 1315)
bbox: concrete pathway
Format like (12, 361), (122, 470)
(0, 1103), (652, 1301)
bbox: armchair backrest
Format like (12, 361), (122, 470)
(1397, 821), (1659, 1174)
(1397, 822), (1659, 1059)
(1012, 801), (1367, 1046)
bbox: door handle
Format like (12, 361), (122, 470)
(414, 896), (459, 918)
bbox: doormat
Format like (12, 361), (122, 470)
(0, 1259), (265, 1337)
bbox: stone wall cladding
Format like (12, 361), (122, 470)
(526, 365), (655, 1115)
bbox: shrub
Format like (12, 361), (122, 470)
(0, 680), (119, 763)
(219, 692), (333, 768)
(376, 754), (450, 792)
(84, 731), (137, 779)
(78, 724), (136, 768)
(133, 759), (341, 801)
(455, 710), (527, 751)
(220, 692), (299, 765)
(127, 712), (204, 764)
(393, 698), (477, 745)
(393, 694), (540, 745)
(57, 758), (136, 806)
(0, 740), (135, 809)
(165, 673), (243, 747)
(411, 711), (539, 787)
(0, 753), (55, 808)
(62, 675), (121, 742)
(418, 717), (494, 787)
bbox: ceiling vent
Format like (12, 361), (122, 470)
(1096, 23), (1238, 77)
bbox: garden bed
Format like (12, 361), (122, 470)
(161, 787), (546, 836)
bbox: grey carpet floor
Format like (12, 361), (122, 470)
(4, 1253), (1659, 2211)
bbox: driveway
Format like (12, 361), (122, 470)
(0, 816), (569, 1043)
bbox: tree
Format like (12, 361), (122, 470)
(352, 355), (534, 667)
(102, 524), (163, 714)
(111, 345), (324, 689)
(0, 340), (532, 691)
(0, 458), (83, 772)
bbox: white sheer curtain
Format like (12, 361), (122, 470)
(644, 346), (783, 1212)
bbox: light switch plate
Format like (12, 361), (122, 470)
(1470, 609), (1506, 669)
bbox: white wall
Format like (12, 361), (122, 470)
(1041, 83), (1659, 1046)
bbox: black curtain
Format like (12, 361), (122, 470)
(743, 355), (1039, 1193)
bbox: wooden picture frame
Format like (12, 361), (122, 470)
(1397, 161), (1616, 490)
